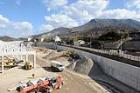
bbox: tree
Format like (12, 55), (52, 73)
(98, 31), (122, 42)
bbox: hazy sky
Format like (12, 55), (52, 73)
(0, 0), (139, 37)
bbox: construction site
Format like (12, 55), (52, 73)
(0, 41), (110, 93)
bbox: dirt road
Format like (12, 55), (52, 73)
(53, 70), (107, 93)
(0, 48), (108, 93)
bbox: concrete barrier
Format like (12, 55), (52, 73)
(37, 43), (140, 91)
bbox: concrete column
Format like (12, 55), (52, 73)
(26, 54), (28, 62)
(33, 53), (36, 68)
(1, 56), (4, 73)
(20, 55), (23, 60)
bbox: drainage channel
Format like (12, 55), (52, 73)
(97, 80), (123, 93)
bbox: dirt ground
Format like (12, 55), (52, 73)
(0, 48), (108, 93)
(36, 48), (108, 93)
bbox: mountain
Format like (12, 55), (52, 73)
(33, 19), (140, 39)
(34, 27), (72, 39)
(72, 19), (140, 32)
(0, 36), (16, 41)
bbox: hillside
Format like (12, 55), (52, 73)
(72, 19), (140, 32)
(0, 36), (16, 41)
(33, 19), (140, 39)
(34, 27), (72, 39)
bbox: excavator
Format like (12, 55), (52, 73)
(3, 56), (23, 68)
(16, 75), (64, 93)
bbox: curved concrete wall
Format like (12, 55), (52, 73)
(37, 43), (140, 91)
(123, 40), (140, 51)
(95, 56), (140, 91)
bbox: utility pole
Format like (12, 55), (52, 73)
(90, 32), (93, 48)
(119, 37), (122, 57)
(90, 35), (91, 48)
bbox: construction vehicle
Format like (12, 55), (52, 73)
(16, 75), (64, 93)
(3, 56), (23, 68)
(22, 62), (32, 70)
(51, 61), (65, 72)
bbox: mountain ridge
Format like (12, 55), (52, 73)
(33, 19), (140, 39)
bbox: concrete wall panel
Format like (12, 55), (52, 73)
(37, 43), (140, 91)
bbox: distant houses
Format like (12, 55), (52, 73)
(74, 40), (85, 46)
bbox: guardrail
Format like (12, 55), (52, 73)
(64, 45), (140, 62)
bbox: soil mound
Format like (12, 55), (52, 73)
(67, 56), (94, 75)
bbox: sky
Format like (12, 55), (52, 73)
(0, 0), (140, 37)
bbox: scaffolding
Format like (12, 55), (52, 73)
(0, 41), (36, 73)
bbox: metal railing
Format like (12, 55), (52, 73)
(65, 45), (140, 62)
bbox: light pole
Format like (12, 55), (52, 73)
(90, 34), (91, 48)
(90, 32), (93, 48)
(118, 30), (122, 56)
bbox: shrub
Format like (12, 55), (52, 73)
(98, 31), (121, 41)
(65, 51), (80, 60)
(91, 40), (101, 49)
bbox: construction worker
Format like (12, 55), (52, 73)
(32, 73), (35, 79)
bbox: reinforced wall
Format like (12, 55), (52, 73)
(37, 43), (140, 91)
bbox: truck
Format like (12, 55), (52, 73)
(51, 61), (65, 72)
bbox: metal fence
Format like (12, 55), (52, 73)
(66, 45), (140, 62)
(36, 43), (140, 62)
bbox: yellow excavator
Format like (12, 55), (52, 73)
(3, 56), (23, 68)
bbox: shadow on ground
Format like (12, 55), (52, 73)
(88, 63), (139, 93)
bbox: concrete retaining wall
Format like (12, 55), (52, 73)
(123, 40), (140, 51)
(37, 43), (140, 91)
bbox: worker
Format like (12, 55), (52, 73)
(32, 73), (35, 79)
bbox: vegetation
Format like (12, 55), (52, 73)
(43, 38), (54, 42)
(0, 36), (15, 41)
(76, 36), (91, 42)
(91, 40), (102, 49)
(65, 39), (74, 45)
(65, 51), (80, 60)
(97, 31), (129, 42)
(121, 33), (129, 39)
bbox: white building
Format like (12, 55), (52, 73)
(54, 36), (61, 42)
(74, 40), (85, 46)
(27, 37), (32, 42)
(40, 38), (44, 42)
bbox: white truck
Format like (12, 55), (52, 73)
(51, 61), (65, 72)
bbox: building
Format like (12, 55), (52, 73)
(0, 41), (36, 73)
